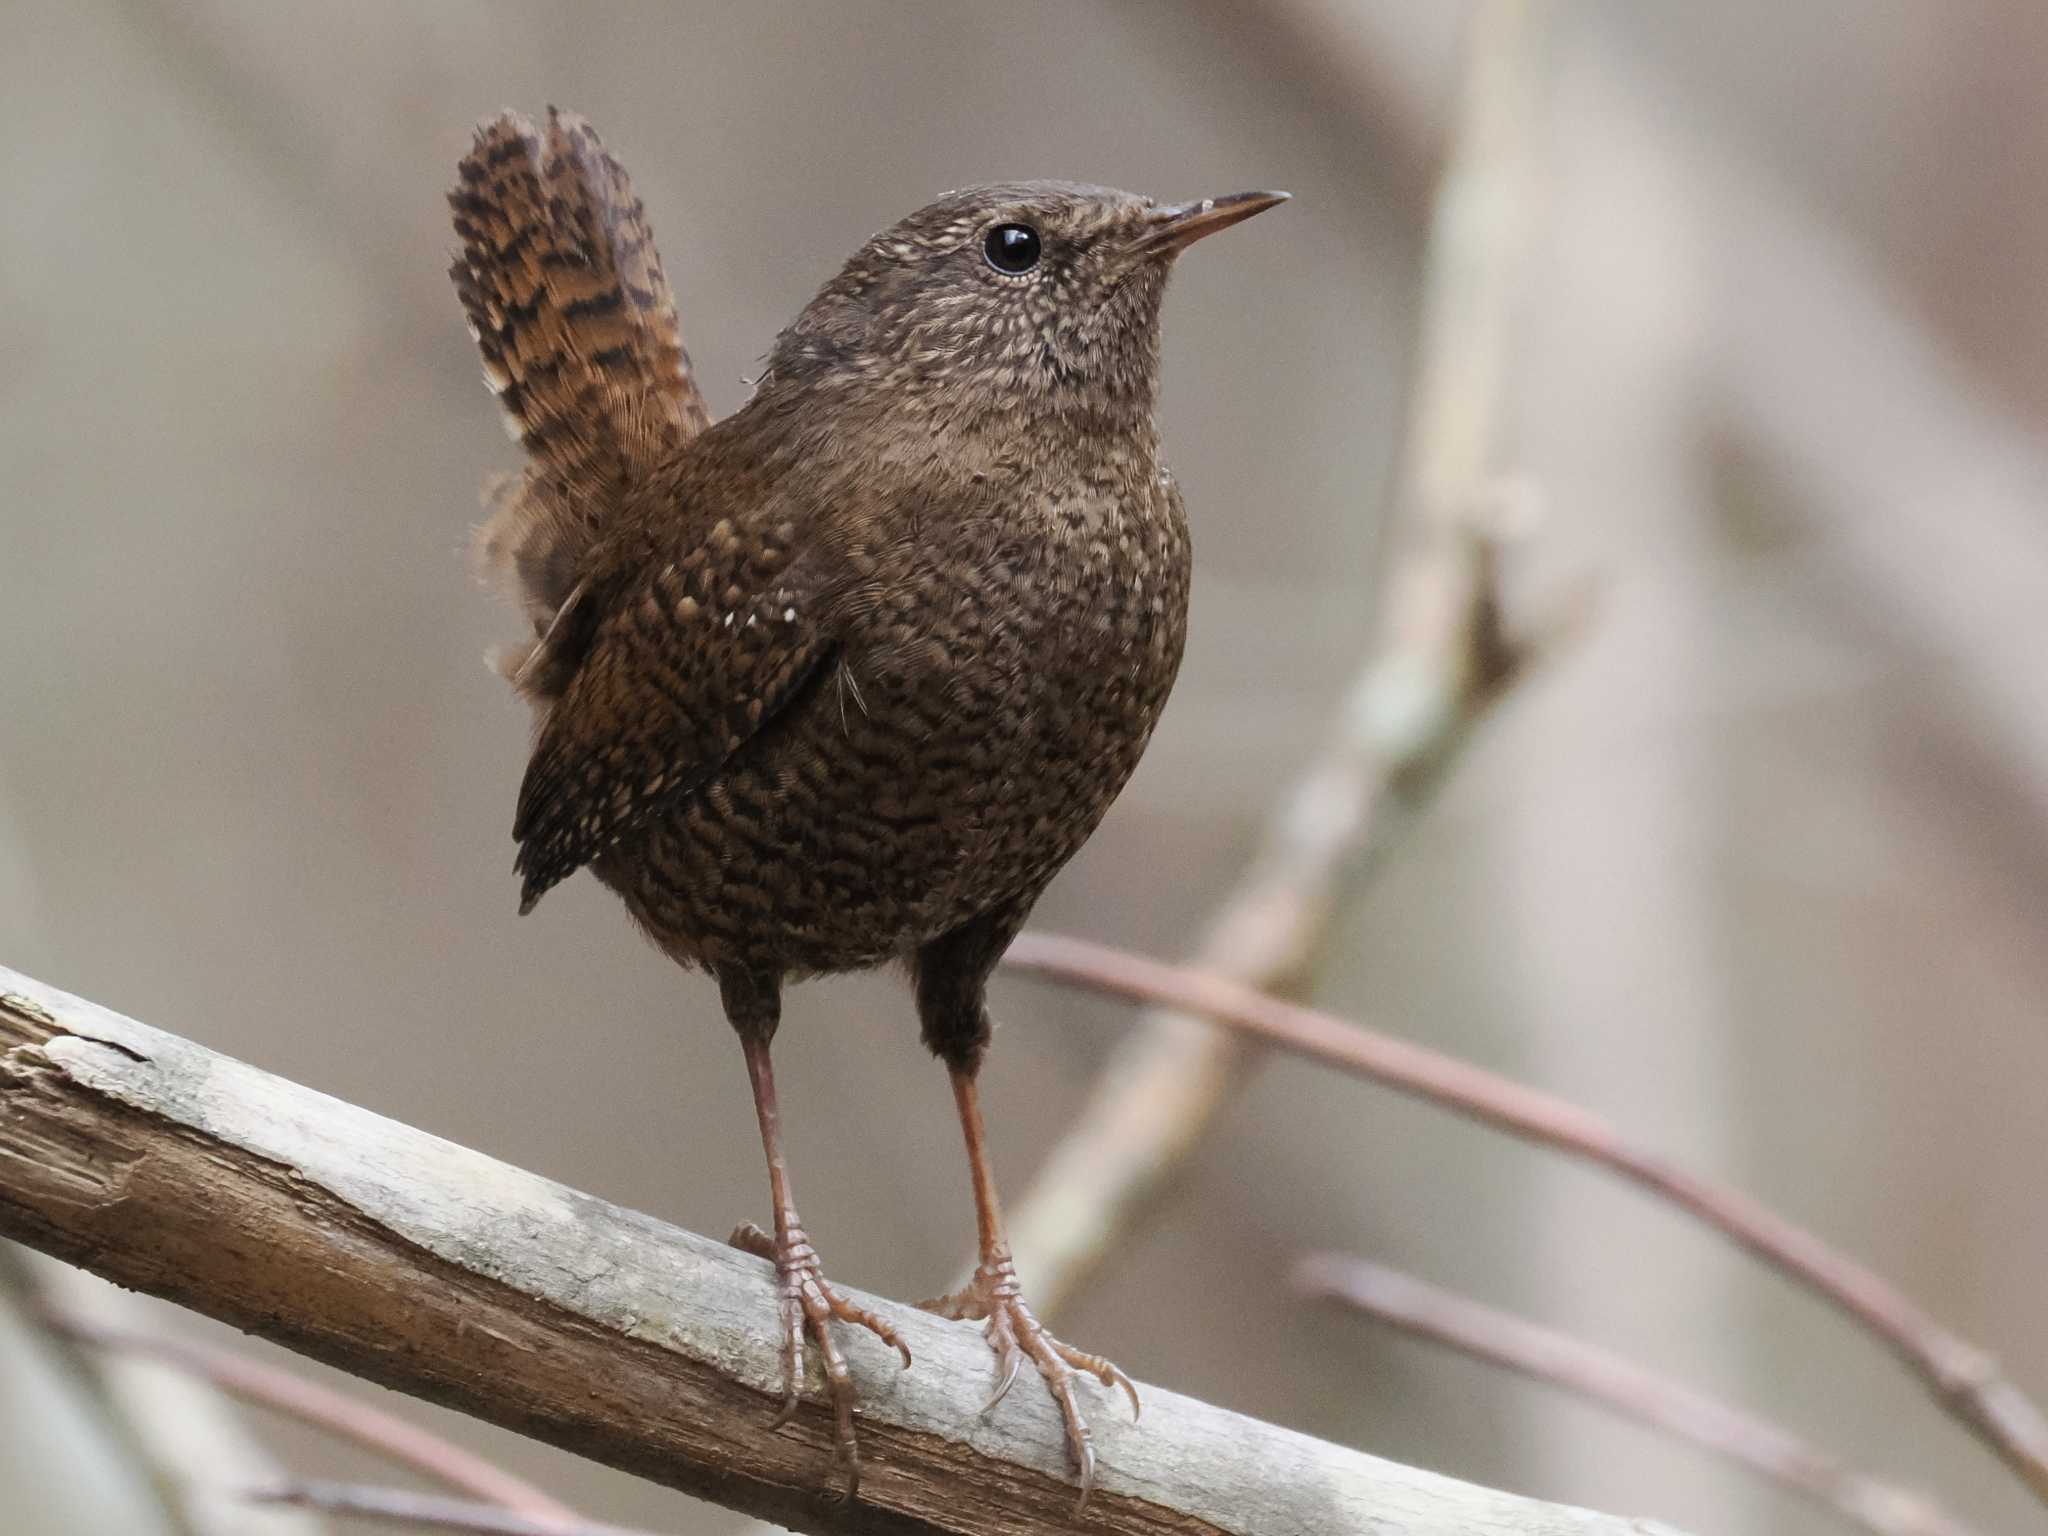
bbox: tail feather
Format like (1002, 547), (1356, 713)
(449, 108), (710, 681)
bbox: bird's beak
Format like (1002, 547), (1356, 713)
(1132, 190), (1290, 256)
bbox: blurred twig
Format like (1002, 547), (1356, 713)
(1001, 0), (1552, 1317)
(1, 1243), (324, 1536)
(246, 1484), (662, 1536)
(1004, 932), (2048, 1510)
(40, 1309), (579, 1526)
(1297, 1254), (1979, 1536)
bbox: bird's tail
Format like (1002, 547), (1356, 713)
(448, 109), (710, 685)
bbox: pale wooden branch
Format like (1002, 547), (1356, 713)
(1297, 1255), (1978, 1536)
(999, 0), (1550, 1315)
(0, 968), (1685, 1536)
(1003, 933), (2048, 1510)
(247, 1483), (663, 1536)
(38, 1308), (579, 1524)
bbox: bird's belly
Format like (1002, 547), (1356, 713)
(600, 566), (1187, 980)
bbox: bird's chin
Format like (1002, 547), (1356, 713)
(1080, 265), (1168, 347)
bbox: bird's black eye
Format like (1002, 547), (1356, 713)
(983, 222), (1042, 275)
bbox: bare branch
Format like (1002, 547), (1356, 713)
(39, 1309), (578, 1525)
(0, 968), (1684, 1536)
(999, 0), (1553, 1315)
(1002, 932), (2048, 1508)
(1297, 1255), (1978, 1536)
(246, 1483), (662, 1536)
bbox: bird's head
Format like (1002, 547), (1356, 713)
(765, 180), (1287, 422)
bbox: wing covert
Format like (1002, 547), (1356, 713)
(511, 536), (831, 911)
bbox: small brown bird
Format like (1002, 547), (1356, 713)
(448, 108), (1283, 1501)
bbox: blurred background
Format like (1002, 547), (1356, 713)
(4, 3), (2048, 1534)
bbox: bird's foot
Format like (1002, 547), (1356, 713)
(730, 1219), (911, 1499)
(919, 1249), (1140, 1509)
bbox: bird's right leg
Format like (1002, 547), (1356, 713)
(721, 967), (909, 1498)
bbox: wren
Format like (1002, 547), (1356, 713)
(449, 108), (1284, 1503)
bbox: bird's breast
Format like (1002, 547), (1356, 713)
(829, 458), (1191, 855)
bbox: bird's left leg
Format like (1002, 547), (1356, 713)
(912, 912), (1140, 1508)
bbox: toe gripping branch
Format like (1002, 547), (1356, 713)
(922, 1248), (1140, 1509)
(731, 1219), (910, 1498)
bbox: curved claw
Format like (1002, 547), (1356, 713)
(837, 1295), (912, 1371)
(1072, 1438), (1098, 1514)
(1118, 1370), (1142, 1421)
(1054, 1339), (1142, 1421)
(815, 1322), (861, 1501)
(982, 1346), (1025, 1411)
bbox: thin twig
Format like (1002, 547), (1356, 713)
(40, 1309), (581, 1526)
(1, 1246), (326, 1536)
(994, 545), (1524, 1312)
(246, 1483), (664, 1536)
(1296, 1254), (1979, 1536)
(998, 0), (1549, 1316)
(1003, 931), (2048, 1507)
